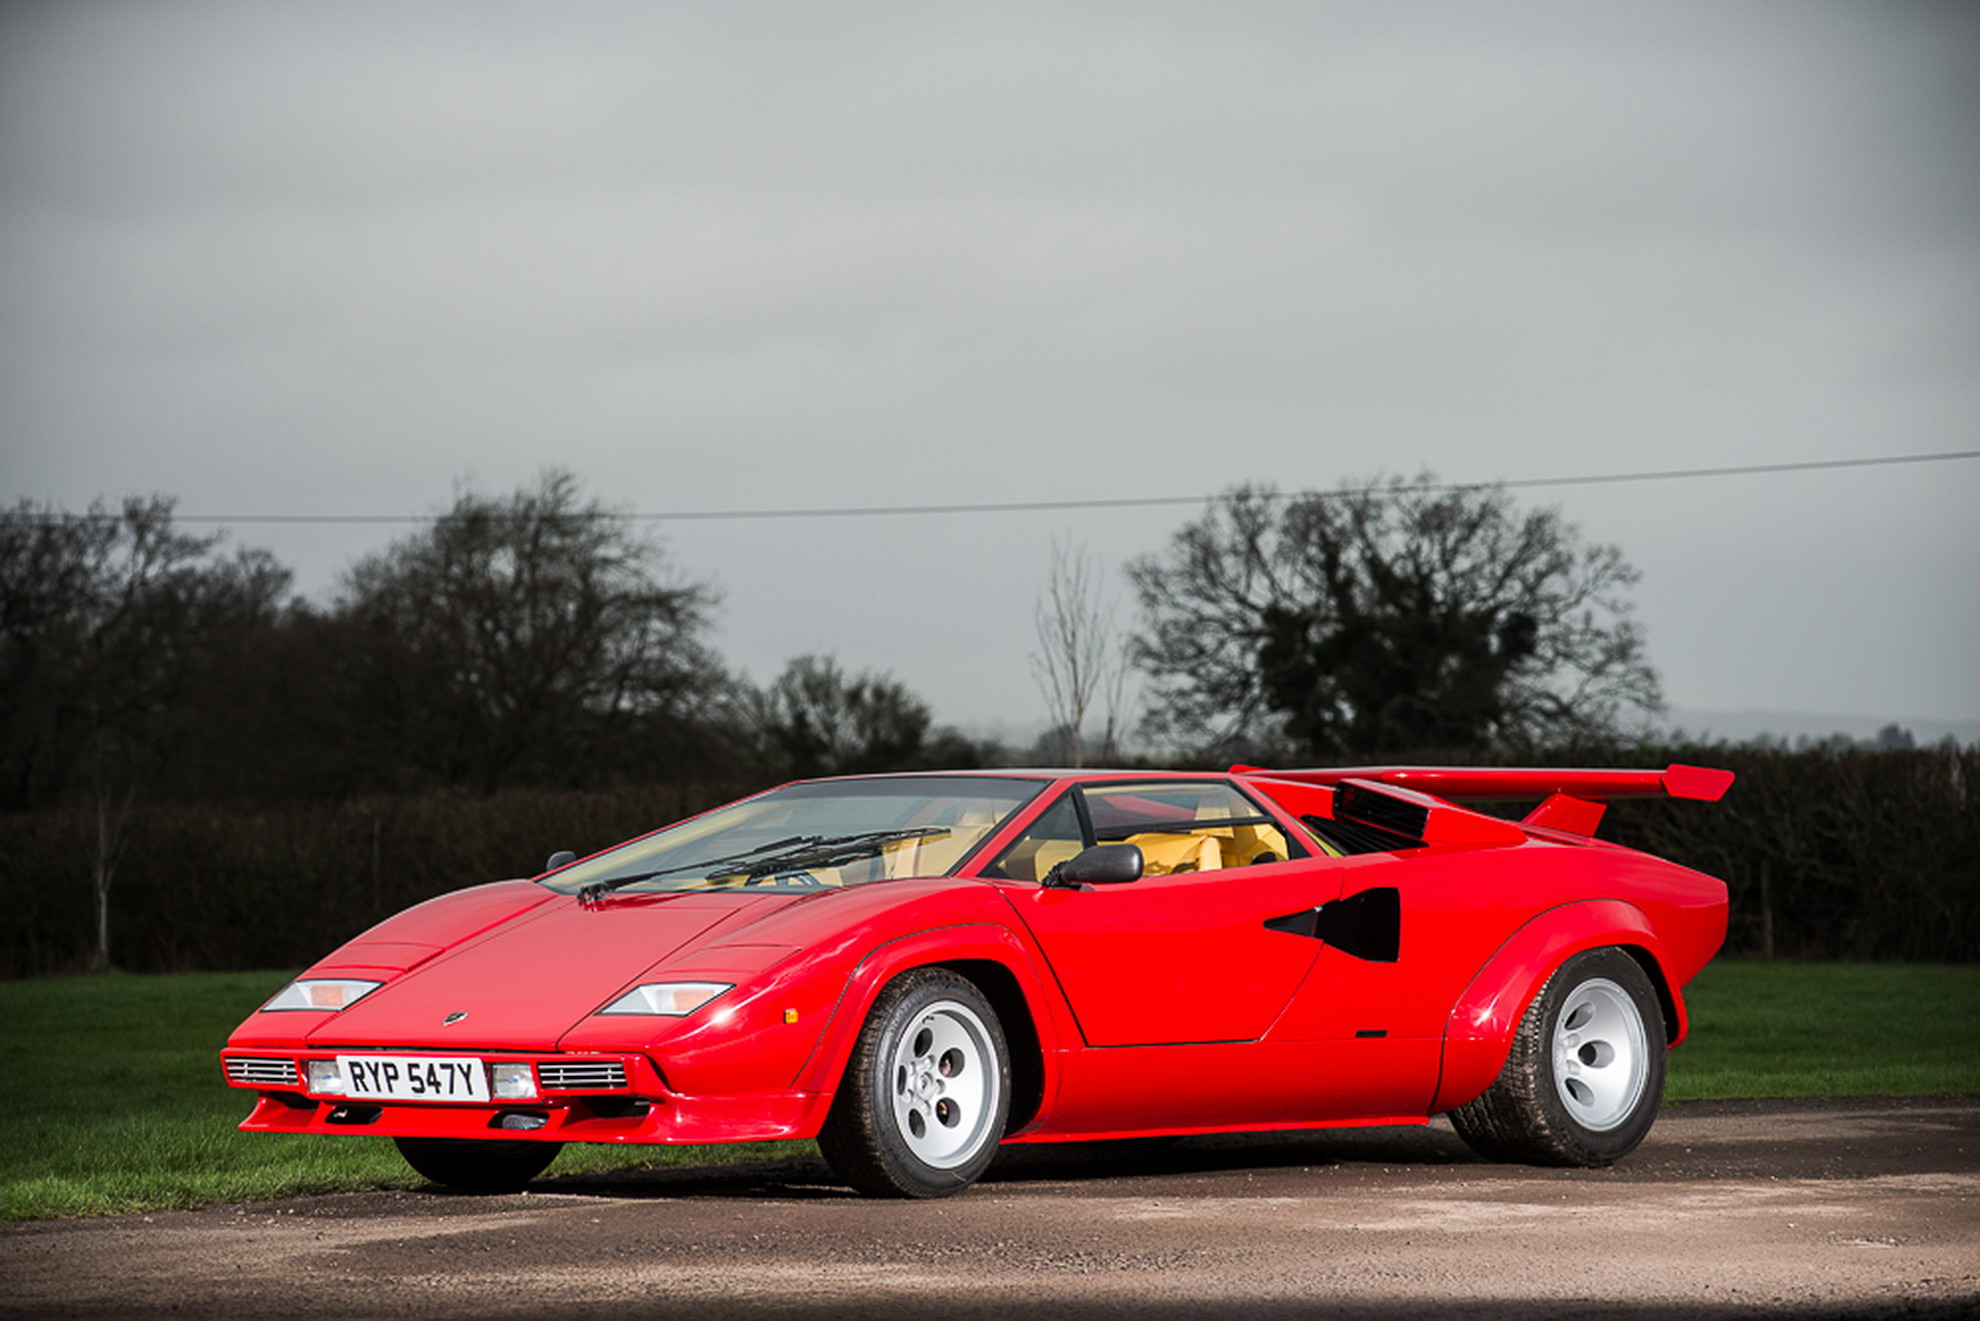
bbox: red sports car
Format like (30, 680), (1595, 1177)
(222, 764), (1733, 1197)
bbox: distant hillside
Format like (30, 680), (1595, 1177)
(1663, 708), (1979, 748)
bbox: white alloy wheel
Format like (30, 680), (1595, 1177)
(888, 999), (1000, 1169)
(1549, 976), (1651, 1132)
(819, 968), (1013, 1197)
(1448, 947), (1668, 1167)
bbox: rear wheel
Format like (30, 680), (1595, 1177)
(819, 969), (1010, 1198)
(1449, 947), (1666, 1167)
(394, 1136), (562, 1192)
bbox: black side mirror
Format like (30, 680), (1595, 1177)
(545, 850), (577, 872)
(1042, 843), (1144, 890)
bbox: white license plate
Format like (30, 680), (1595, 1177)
(338, 1054), (489, 1102)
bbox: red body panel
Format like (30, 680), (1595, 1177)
(312, 896), (741, 1052)
(1033, 1038), (1441, 1139)
(1007, 857), (1335, 1046)
(222, 766), (1731, 1151)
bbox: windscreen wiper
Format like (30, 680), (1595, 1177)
(578, 827), (956, 903)
(576, 835), (820, 904)
(729, 826), (954, 882)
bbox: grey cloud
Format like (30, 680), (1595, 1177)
(1, 0), (1974, 727)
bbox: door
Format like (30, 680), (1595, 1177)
(986, 781), (1341, 1047)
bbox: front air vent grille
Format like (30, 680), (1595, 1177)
(226, 1057), (300, 1086)
(537, 1061), (628, 1091)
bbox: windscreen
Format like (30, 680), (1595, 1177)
(539, 776), (1046, 895)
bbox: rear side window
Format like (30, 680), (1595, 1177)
(983, 781), (1304, 883)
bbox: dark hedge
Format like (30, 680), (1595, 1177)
(0, 781), (751, 977)
(1593, 744), (1978, 964)
(2, 745), (1973, 977)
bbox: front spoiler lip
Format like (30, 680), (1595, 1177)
(222, 1048), (830, 1145)
(232, 1089), (829, 1146)
(222, 1046), (654, 1095)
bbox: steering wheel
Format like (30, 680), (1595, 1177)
(745, 869), (822, 889)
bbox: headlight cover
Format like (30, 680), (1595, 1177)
(490, 1063), (538, 1099)
(598, 982), (732, 1016)
(262, 979), (383, 1012)
(306, 1059), (347, 1093)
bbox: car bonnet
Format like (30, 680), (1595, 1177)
(303, 894), (754, 1051)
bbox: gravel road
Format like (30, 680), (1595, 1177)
(5, 1098), (1976, 1319)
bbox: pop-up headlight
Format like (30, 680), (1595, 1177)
(262, 979), (383, 1012)
(598, 982), (732, 1016)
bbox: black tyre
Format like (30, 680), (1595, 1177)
(1449, 947), (1667, 1167)
(394, 1136), (562, 1192)
(819, 969), (1011, 1198)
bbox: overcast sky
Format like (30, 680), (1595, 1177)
(3, 0), (1976, 741)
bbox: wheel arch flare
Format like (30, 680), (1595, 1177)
(1432, 900), (1687, 1115)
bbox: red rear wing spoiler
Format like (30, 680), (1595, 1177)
(1230, 764), (1734, 803)
(1231, 763), (1735, 840)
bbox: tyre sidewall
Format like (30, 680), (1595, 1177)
(394, 1136), (561, 1192)
(1529, 948), (1668, 1165)
(843, 971), (1011, 1196)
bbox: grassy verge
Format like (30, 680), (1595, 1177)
(3, 958), (1975, 1220)
(1666, 958), (1980, 1100)
(0, 970), (806, 1221)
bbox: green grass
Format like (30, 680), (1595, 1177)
(1666, 957), (1980, 1101)
(3, 959), (1975, 1221)
(0, 969), (807, 1221)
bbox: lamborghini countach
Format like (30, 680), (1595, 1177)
(223, 763), (1732, 1197)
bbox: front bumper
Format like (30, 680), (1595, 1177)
(220, 1048), (830, 1145)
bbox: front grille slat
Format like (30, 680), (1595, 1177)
(537, 1061), (627, 1091)
(227, 1057), (300, 1086)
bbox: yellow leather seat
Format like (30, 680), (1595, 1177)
(1126, 831), (1225, 875)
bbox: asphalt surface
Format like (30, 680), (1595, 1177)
(4, 1099), (1977, 1319)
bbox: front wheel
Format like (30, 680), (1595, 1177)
(394, 1136), (562, 1192)
(1449, 947), (1667, 1167)
(819, 969), (1011, 1198)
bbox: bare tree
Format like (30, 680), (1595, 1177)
(1, 496), (286, 808)
(0, 495), (291, 965)
(85, 732), (134, 971)
(753, 654), (939, 777)
(1127, 478), (1662, 758)
(328, 471), (722, 791)
(1030, 540), (1135, 766)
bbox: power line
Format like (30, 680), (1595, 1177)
(28, 448), (1980, 526)
(1474, 449), (1980, 493)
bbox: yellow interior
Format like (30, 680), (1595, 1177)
(1129, 821), (1293, 873)
(993, 837), (1086, 885)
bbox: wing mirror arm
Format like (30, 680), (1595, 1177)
(1040, 843), (1145, 890)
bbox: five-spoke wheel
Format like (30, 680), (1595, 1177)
(887, 997), (1000, 1170)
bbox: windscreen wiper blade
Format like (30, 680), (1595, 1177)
(576, 834), (820, 904)
(577, 827), (956, 902)
(734, 826), (953, 880)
